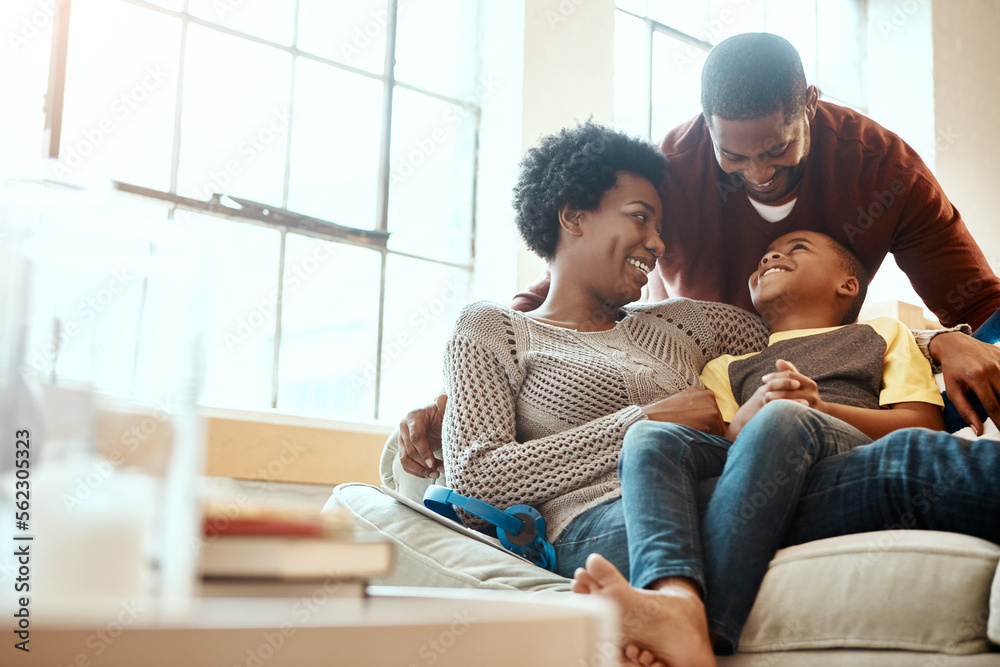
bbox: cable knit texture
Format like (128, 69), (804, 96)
(442, 298), (770, 541)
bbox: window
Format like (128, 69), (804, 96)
(613, 0), (867, 141)
(25, 0), (483, 422)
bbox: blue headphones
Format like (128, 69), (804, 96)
(423, 486), (557, 571)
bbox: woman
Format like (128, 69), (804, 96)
(439, 123), (1000, 667)
(441, 122), (765, 666)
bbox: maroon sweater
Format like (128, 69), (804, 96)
(513, 102), (1000, 329)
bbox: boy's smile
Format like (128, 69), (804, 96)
(749, 230), (862, 330)
(759, 264), (793, 280)
(748, 235), (820, 301)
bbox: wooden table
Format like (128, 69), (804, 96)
(3, 587), (618, 666)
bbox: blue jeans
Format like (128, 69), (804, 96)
(557, 401), (859, 613)
(701, 402), (871, 650)
(942, 307), (1000, 432)
(552, 402), (1000, 653)
(552, 424), (725, 582)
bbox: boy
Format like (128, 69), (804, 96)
(701, 229), (945, 439)
(683, 229), (945, 654)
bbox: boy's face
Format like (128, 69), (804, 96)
(749, 230), (851, 314)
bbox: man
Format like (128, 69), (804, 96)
(400, 32), (1000, 477)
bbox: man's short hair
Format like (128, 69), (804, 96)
(701, 33), (808, 124)
(825, 237), (869, 325)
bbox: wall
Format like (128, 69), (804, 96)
(860, 0), (1000, 316)
(931, 0), (1000, 273)
(470, 1), (525, 305)
(517, 0), (617, 291)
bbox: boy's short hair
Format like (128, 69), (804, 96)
(825, 237), (869, 325)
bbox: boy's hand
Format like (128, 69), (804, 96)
(760, 359), (827, 412)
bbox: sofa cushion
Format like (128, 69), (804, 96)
(738, 530), (1000, 654)
(328, 482), (571, 592)
(991, 565), (1000, 645)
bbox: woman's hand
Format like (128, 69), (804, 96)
(398, 393), (447, 478)
(641, 386), (725, 435)
(759, 359), (827, 411)
(929, 332), (1000, 436)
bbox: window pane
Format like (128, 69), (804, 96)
(379, 256), (470, 421)
(394, 0), (480, 99)
(188, 0), (295, 46)
(651, 32), (707, 141)
(145, 0), (184, 10)
(14, 194), (175, 395)
(194, 214), (280, 410)
(617, 0), (647, 15)
(817, 0), (865, 109)
(708, 0), (766, 41)
(387, 88), (475, 263)
(648, 0), (708, 38)
(764, 0), (817, 84)
(286, 60), (383, 229)
(276, 236), (381, 419)
(177, 24), (291, 207)
(297, 0), (388, 75)
(614, 11), (650, 138)
(59, 0), (180, 190)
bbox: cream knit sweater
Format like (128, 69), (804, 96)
(441, 297), (770, 541)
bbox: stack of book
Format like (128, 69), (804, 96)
(198, 498), (392, 599)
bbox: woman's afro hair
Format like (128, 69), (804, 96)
(512, 122), (668, 260)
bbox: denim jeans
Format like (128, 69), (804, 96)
(552, 401), (1000, 653)
(701, 401), (871, 651)
(942, 306), (1000, 432)
(553, 497), (630, 580)
(552, 422), (724, 582)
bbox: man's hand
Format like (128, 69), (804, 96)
(929, 332), (1000, 435)
(398, 393), (447, 478)
(641, 386), (725, 435)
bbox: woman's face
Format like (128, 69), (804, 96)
(575, 171), (665, 307)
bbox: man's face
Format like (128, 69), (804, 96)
(706, 88), (818, 203)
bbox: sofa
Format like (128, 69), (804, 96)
(325, 429), (1000, 665)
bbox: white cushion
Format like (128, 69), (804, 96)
(739, 531), (1000, 654)
(327, 483), (571, 592)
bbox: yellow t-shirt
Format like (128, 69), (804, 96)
(701, 317), (944, 423)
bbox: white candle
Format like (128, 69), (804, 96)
(32, 454), (158, 610)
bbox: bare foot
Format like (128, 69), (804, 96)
(624, 643), (666, 667)
(573, 553), (716, 667)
